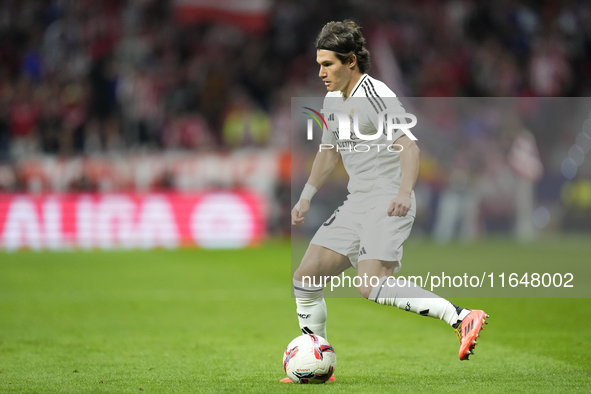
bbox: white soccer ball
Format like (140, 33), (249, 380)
(282, 334), (336, 384)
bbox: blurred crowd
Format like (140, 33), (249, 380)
(0, 0), (590, 234)
(1, 0), (591, 159)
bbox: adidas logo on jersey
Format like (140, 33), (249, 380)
(358, 247), (367, 256)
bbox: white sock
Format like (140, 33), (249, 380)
(293, 278), (327, 339)
(368, 276), (470, 326)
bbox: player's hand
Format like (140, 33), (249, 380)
(387, 193), (411, 217)
(291, 199), (310, 226)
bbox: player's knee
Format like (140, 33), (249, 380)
(293, 268), (304, 282)
(294, 262), (315, 281)
(293, 268), (320, 286)
(293, 255), (323, 282)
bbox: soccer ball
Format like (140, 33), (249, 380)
(282, 334), (336, 384)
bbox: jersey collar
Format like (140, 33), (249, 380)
(344, 74), (368, 100)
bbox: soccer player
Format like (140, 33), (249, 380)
(284, 21), (488, 381)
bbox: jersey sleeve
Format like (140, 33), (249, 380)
(367, 82), (409, 143)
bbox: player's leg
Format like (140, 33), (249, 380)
(292, 244), (351, 340)
(293, 200), (360, 340)
(281, 245), (348, 382)
(357, 259), (470, 324)
(356, 197), (468, 324)
(358, 200), (488, 360)
(357, 259), (488, 360)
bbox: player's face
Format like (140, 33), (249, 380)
(317, 50), (353, 93)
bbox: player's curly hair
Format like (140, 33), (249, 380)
(315, 20), (371, 74)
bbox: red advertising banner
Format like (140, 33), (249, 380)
(173, 0), (271, 33)
(0, 192), (266, 250)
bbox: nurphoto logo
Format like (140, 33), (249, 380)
(302, 107), (417, 153)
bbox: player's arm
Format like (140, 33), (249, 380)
(292, 145), (340, 226)
(388, 135), (419, 217)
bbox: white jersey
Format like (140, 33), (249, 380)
(321, 74), (413, 209)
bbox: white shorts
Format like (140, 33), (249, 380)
(310, 194), (415, 272)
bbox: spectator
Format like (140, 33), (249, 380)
(9, 78), (39, 159)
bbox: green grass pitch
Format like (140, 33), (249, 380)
(1, 239), (590, 393)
